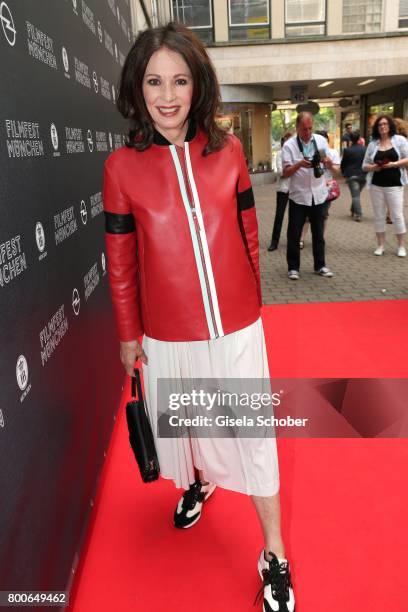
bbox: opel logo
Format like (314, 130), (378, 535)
(92, 70), (99, 93)
(1, 2), (16, 47)
(35, 222), (45, 252)
(16, 355), (28, 391)
(87, 129), (93, 152)
(72, 288), (80, 316)
(80, 200), (88, 225)
(62, 46), (69, 72)
(50, 123), (59, 151)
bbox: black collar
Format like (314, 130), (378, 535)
(153, 118), (197, 146)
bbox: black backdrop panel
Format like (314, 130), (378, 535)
(0, 0), (132, 606)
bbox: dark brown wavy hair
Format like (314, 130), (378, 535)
(117, 22), (227, 155)
(371, 114), (397, 140)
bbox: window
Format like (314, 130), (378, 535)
(285, 0), (325, 37)
(369, 103), (394, 116)
(342, 0), (383, 34)
(151, 0), (159, 27)
(171, 0), (213, 43)
(399, 0), (408, 28)
(228, 0), (270, 42)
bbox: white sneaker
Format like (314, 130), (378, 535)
(397, 246), (407, 257)
(255, 550), (296, 611)
(374, 245), (385, 256)
(287, 270), (300, 280)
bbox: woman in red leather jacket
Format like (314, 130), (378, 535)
(103, 22), (295, 612)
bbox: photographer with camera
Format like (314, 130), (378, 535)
(282, 112), (334, 280)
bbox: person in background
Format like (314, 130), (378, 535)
(340, 130), (367, 222)
(282, 112), (334, 280)
(300, 130), (340, 247)
(267, 132), (293, 251)
(394, 117), (408, 139)
(362, 114), (408, 257)
(341, 123), (353, 149)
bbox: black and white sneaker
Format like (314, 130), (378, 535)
(314, 266), (334, 277)
(288, 270), (300, 280)
(254, 550), (295, 611)
(173, 480), (216, 529)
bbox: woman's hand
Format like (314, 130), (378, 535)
(366, 163), (382, 172)
(120, 339), (148, 376)
(322, 156), (333, 169)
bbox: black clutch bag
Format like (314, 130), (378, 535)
(125, 367), (160, 483)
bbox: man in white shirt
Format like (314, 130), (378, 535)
(282, 112), (334, 280)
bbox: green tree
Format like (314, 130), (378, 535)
(313, 107), (336, 133)
(271, 107), (336, 145)
(271, 109), (297, 144)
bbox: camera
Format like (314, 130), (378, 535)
(307, 151), (324, 178)
(297, 135), (325, 179)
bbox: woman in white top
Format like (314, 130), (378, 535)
(362, 114), (408, 257)
(268, 132), (293, 251)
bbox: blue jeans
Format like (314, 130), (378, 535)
(347, 176), (366, 216)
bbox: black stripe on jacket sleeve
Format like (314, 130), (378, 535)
(237, 187), (255, 211)
(104, 211), (135, 234)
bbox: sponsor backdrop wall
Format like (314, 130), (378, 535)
(0, 0), (133, 603)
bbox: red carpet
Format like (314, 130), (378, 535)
(69, 301), (408, 612)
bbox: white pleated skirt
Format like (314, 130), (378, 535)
(141, 317), (280, 497)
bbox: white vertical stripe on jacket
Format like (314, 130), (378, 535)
(184, 142), (224, 337)
(169, 144), (222, 339)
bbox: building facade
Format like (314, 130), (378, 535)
(129, 1), (408, 172)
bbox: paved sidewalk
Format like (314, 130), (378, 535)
(255, 180), (408, 304)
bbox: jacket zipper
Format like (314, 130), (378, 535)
(177, 146), (219, 339)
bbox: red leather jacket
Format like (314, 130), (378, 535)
(102, 121), (261, 342)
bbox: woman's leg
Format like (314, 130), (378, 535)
(348, 178), (362, 217)
(386, 186), (406, 247)
(197, 468), (209, 484)
(370, 185), (387, 246)
(376, 231), (386, 247)
(251, 493), (285, 559)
